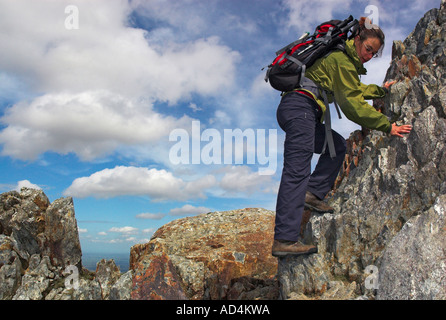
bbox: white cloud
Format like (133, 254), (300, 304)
(131, 0), (258, 40)
(283, 0), (353, 32)
(0, 91), (191, 161)
(91, 236), (149, 245)
(189, 103), (202, 113)
(131, 0), (209, 37)
(135, 212), (166, 220)
(109, 226), (139, 235)
(0, 0), (240, 102)
(63, 165), (217, 201)
(142, 228), (156, 234)
(15, 180), (41, 191)
(218, 165), (274, 195)
(63, 164), (276, 202)
(168, 204), (211, 216)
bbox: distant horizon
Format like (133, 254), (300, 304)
(82, 252), (130, 272)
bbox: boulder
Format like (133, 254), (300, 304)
(130, 208), (278, 300)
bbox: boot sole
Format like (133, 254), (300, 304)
(304, 202), (334, 214)
(272, 247), (318, 257)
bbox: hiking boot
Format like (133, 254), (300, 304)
(272, 239), (318, 257)
(304, 191), (334, 213)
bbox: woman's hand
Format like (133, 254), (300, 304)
(390, 123), (412, 137)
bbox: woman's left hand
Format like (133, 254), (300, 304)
(383, 80), (396, 89)
(390, 123), (412, 137)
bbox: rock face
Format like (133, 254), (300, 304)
(278, 1), (446, 300)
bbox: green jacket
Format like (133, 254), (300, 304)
(304, 39), (391, 133)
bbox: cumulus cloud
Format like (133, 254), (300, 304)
(94, 225), (152, 245)
(168, 204), (211, 216)
(109, 226), (139, 235)
(63, 165), (217, 201)
(135, 212), (166, 220)
(283, 0), (353, 32)
(0, 91), (191, 161)
(142, 228), (156, 234)
(63, 164), (274, 201)
(131, 0), (259, 41)
(15, 180), (42, 191)
(218, 165), (274, 195)
(0, 0), (239, 101)
(136, 205), (211, 219)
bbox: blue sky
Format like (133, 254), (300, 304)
(0, 0), (440, 254)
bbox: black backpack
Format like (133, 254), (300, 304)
(265, 16), (359, 92)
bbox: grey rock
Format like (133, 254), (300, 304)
(376, 195), (446, 300)
(43, 196), (82, 269)
(277, 253), (332, 299)
(109, 270), (134, 300)
(95, 259), (121, 299)
(13, 255), (53, 300)
(0, 235), (22, 299)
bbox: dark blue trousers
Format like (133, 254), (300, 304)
(275, 92), (346, 242)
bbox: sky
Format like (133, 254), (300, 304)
(0, 0), (440, 255)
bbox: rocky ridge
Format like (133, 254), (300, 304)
(1, 2), (445, 301)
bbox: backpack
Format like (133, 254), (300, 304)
(264, 16), (359, 92)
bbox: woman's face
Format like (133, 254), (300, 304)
(354, 36), (382, 64)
